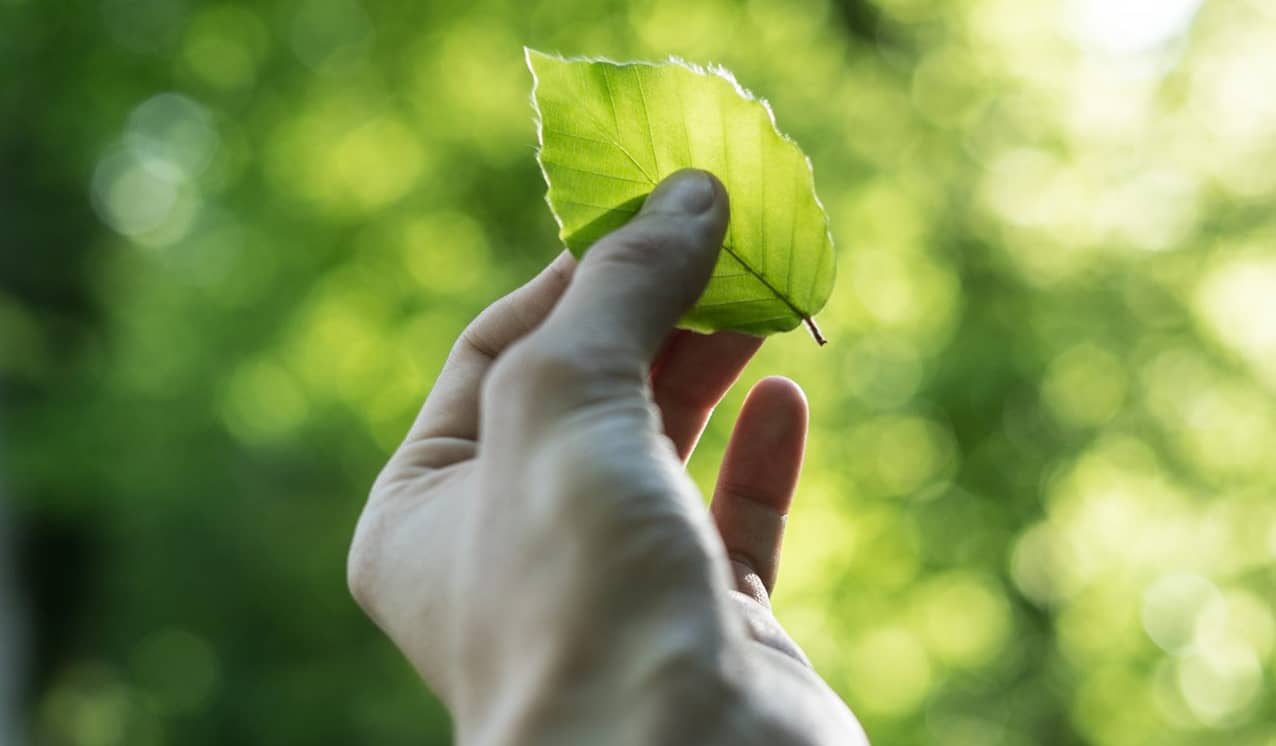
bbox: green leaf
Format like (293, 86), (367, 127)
(526, 48), (836, 342)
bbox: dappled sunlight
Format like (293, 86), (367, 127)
(1195, 255), (1276, 388)
(288, 0), (374, 74)
(220, 359), (309, 444)
(844, 413), (957, 498)
(395, 211), (492, 295)
(1176, 640), (1264, 725)
(92, 148), (198, 245)
(847, 625), (933, 717)
(11, 0), (1276, 743)
(907, 570), (1013, 669)
(1141, 572), (1223, 654)
(266, 96), (430, 216)
(178, 5), (270, 94)
(1066, 0), (1203, 56)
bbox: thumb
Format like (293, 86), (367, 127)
(535, 169), (730, 364)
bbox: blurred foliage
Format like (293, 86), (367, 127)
(4, 0), (1276, 744)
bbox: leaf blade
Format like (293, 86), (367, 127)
(527, 48), (836, 339)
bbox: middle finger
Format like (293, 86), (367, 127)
(649, 330), (763, 461)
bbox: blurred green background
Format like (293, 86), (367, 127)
(4, 0), (1276, 743)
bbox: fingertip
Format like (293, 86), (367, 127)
(739, 377), (809, 450)
(639, 168), (729, 220)
(633, 169), (730, 280)
(698, 169), (730, 246)
(702, 168), (730, 224)
(747, 376), (808, 412)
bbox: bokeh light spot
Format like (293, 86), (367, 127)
(912, 571), (1012, 668)
(289, 0), (373, 72)
(1066, 0), (1203, 56)
(848, 626), (933, 717)
(850, 414), (956, 498)
(130, 629), (220, 714)
(1041, 342), (1127, 428)
(1140, 572), (1221, 653)
(1176, 641), (1263, 725)
(398, 211), (491, 295)
(1011, 521), (1080, 606)
(413, 21), (528, 160)
(181, 5), (269, 92)
(840, 335), (923, 410)
(221, 360), (309, 443)
(101, 0), (187, 53)
(267, 98), (429, 217)
(91, 148), (199, 246)
(1195, 256), (1276, 386)
(335, 117), (426, 211)
(125, 92), (219, 177)
(37, 663), (157, 746)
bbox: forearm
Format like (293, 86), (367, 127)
(454, 591), (741, 746)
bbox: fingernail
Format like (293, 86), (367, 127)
(641, 169), (717, 216)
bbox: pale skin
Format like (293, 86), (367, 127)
(348, 170), (868, 745)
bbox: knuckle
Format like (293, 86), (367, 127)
(457, 308), (503, 361)
(483, 337), (635, 410)
(498, 340), (587, 388)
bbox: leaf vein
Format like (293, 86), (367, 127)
(544, 129), (657, 183)
(695, 296), (784, 310)
(601, 68), (656, 183)
(554, 198), (641, 215)
(786, 156), (797, 296)
(545, 161), (653, 186)
(720, 243), (808, 325)
(737, 313), (799, 327)
(634, 67), (660, 177)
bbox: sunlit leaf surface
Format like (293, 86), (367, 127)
(528, 49), (835, 338)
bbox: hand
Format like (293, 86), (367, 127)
(348, 170), (867, 745)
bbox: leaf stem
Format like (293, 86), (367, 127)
(803, 317), (827, 346)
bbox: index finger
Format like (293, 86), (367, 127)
(395, 250), (576, 470)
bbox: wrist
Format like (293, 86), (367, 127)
(456, 602), (744, 746)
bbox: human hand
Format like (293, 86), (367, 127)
(348, 170), (866, 745)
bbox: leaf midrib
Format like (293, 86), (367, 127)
(719, 241), (806, 324)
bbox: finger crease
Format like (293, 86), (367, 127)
(717, 482), (790, 516)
